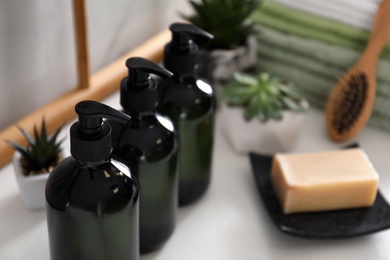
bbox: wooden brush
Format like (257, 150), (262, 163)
(325, 0), (390, 142)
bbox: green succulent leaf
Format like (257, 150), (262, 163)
(281, 96), (303, 112)
(16, 125), (35, 146)
(244, 95), (261, 121)
(5, 140), (28, 157)
(6, 118), (64, 175)
(222, 72), (307, 123)
(268, 102), (283, 121)
(232, 72), (258, 86)
(184, 0), (262, 49)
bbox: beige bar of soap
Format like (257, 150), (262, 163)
(271, 148), (379, 214)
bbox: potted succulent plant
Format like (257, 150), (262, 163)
(219, 72), (309, 154)
(183, 0), (261, 84)
(6, 119), (65, 210)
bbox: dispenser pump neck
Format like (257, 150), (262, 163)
(125, 57), (173, 90)
(164, 22), (213, 74)
(121, 57), (173, 112)
(76, 100), (129, 127)
(169, 23), (213, 54)
(70, 100), (130, 163)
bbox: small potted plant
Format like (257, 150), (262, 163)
(219, 72), (309, 154)
(183, 0), (261, 84)
(6, 119), (65, 210)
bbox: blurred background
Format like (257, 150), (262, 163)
(0, 0), (191, 131)
(1, 0), (389, 133)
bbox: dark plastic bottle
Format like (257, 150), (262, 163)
(157, 23), (215, 206)
(45, 101), (139, 260)
(107, 57), (179, 253)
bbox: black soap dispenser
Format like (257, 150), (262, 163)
(45, 101), (139, 260)
(107, 57), (179, 253)
(157, 22), (216, 206)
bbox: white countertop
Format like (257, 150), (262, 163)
(1, 92), (390, 260)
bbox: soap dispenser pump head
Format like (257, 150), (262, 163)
(70, 100), (130, 163)
(164, 22), (214, 74)
(121, 57), (173, 112)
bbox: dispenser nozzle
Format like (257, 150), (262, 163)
(76, 100), (130, 128)
(70, 100), (130, 162)
(120, 57), (173, 112)
(164, 22), (214, 74)
(169, 22), (214, 53)
(125, 57), (173, 89)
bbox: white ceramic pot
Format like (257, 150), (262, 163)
(12, 149), (66, 210)
(220, 101), (309, 155)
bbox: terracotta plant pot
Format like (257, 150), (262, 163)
(219, 100), (309, 155)
(197, 36), (258, 85)
(12, 149), (66, 210)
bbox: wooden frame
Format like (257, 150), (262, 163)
(0, 0), (168, 168)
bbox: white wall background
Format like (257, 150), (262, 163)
(0, 0), (191, 131)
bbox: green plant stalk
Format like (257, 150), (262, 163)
(257, 35), (390, 97)
(255, 12), (363, 52)
(255, 2), (369, 41)
(258, 53), (390, 113)
(252, 2), (390, 59)
(258, 61), (390, 126)
(258, 50), (390, 115)
(257, 54), (390, 130)
(258, 55), (332, 97)
(255, 25), (390, 88)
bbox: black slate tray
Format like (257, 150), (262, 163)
(249, 152), (390, 239)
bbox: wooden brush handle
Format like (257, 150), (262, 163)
(365, 0), (390, 58)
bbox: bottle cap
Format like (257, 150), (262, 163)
(164, 22), (213, 74)
(70, 100), (130, 162)
(120, 57), (173, 112)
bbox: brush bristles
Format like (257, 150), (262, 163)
(330, 73), (368, 135)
